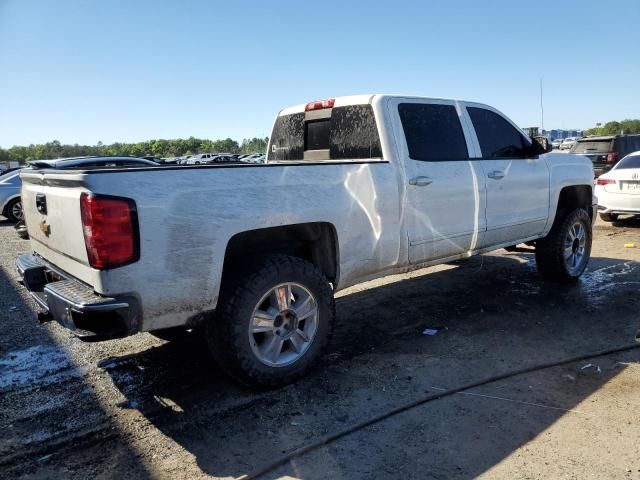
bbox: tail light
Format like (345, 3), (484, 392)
(607, 151), (618, 164)
(80, 193), (139, 269)
(596, 178), (616, 185)
(305, 98), (335, 111)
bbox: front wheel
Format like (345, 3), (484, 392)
(207, 254), (335, 388)
(535, 208), (592, 281)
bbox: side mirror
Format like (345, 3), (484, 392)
(533, 135), (553, 154)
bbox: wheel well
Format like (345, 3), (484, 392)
(555, 185), (593, 221)
(222, 222), (339, 285)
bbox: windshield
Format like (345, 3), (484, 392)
(615, 154), (640, 170)
(570, 140), (613, 153)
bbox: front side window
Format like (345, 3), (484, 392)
(398, 103), (469, 161)
(467, 107), (529, 159)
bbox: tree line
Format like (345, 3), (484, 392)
(583, 119), (640, 137)
(3, 118), (640, 164)
(0, 136), (269, 164)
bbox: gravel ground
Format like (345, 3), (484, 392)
(0, 215), (639, 479)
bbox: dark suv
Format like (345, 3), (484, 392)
(570, 134), (640, 176)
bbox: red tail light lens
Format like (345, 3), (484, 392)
(607, 151), (618, 164)
(80, 193), (139, 269)
(596, 178), (616, 185)
(305, 98), (335, 111)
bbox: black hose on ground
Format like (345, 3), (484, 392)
(236, 342), (640, 480)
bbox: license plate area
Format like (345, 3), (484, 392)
(622, 181), (640, 192)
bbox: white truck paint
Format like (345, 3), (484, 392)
(17, 94), (596, 386)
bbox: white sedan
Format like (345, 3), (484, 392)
(560, 137), (580, 150)
(595, 151), (640, 222)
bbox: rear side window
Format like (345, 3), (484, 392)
(268, 105), (382, 161)
(467, 107), (529, 159)
(0, 172), (20, 185)
(398, 103), (468, 161)
(329, 105), (382, 160)
(615, 154), (640, 170)
(269, 113), (305, 161)
(571, 140), (613, 153)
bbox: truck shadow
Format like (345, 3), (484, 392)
(99, 251), (639, 479)
(0, 232), (154, 479)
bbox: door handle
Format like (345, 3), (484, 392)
(409, 176), (433, 187)
(487, 170), (505, 180)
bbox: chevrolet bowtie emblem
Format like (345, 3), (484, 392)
(39, 221), (51, 236)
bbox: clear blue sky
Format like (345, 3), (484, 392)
(1, 0), (638, 147)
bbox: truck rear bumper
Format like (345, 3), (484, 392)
(16, 254), (140, 340)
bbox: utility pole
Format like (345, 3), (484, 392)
(540, 77), (544, 131)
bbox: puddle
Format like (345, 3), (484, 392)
(578, 261), (640, 306)
(0, 344), (86, 392)
(580, 262), (640, 295)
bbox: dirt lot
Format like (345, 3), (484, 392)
(1, 216), (639, 480)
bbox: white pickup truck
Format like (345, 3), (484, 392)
(17, 94), (596, 387)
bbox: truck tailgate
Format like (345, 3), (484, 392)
(20, 171), (96, 285)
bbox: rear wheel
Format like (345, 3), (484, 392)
(535, 208), (592, 281)
(599, 212), (618, 222)
(5, 198), (22, 223)
(207, 254), (334, 388)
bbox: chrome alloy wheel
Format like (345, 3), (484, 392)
(564, 220), (587, 275)
(11, 200), (23, 221)
(248, 282), (319, 367)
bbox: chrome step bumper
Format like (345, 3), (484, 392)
(16, 254), (140, 340)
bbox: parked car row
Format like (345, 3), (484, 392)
(553, 136), (582, 150)
(1, 156), (160, 223)
(569, 134), (640, 176)
(551, 138), (564, 149)
(595, 150), (640, 222)
(1, 153), (270, 224)
(175, 153), (266, 165)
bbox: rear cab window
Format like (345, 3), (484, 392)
(571, 140), (613, 153)
(267, 100), (382, 162)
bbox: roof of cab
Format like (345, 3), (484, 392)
(277, 94), (487, 116)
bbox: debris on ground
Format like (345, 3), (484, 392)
(580, 363), (602, 373)
(422, 328), (439, 336)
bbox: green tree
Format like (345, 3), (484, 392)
(240, 137), (268, 154)
(584, 119), (640, 136)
